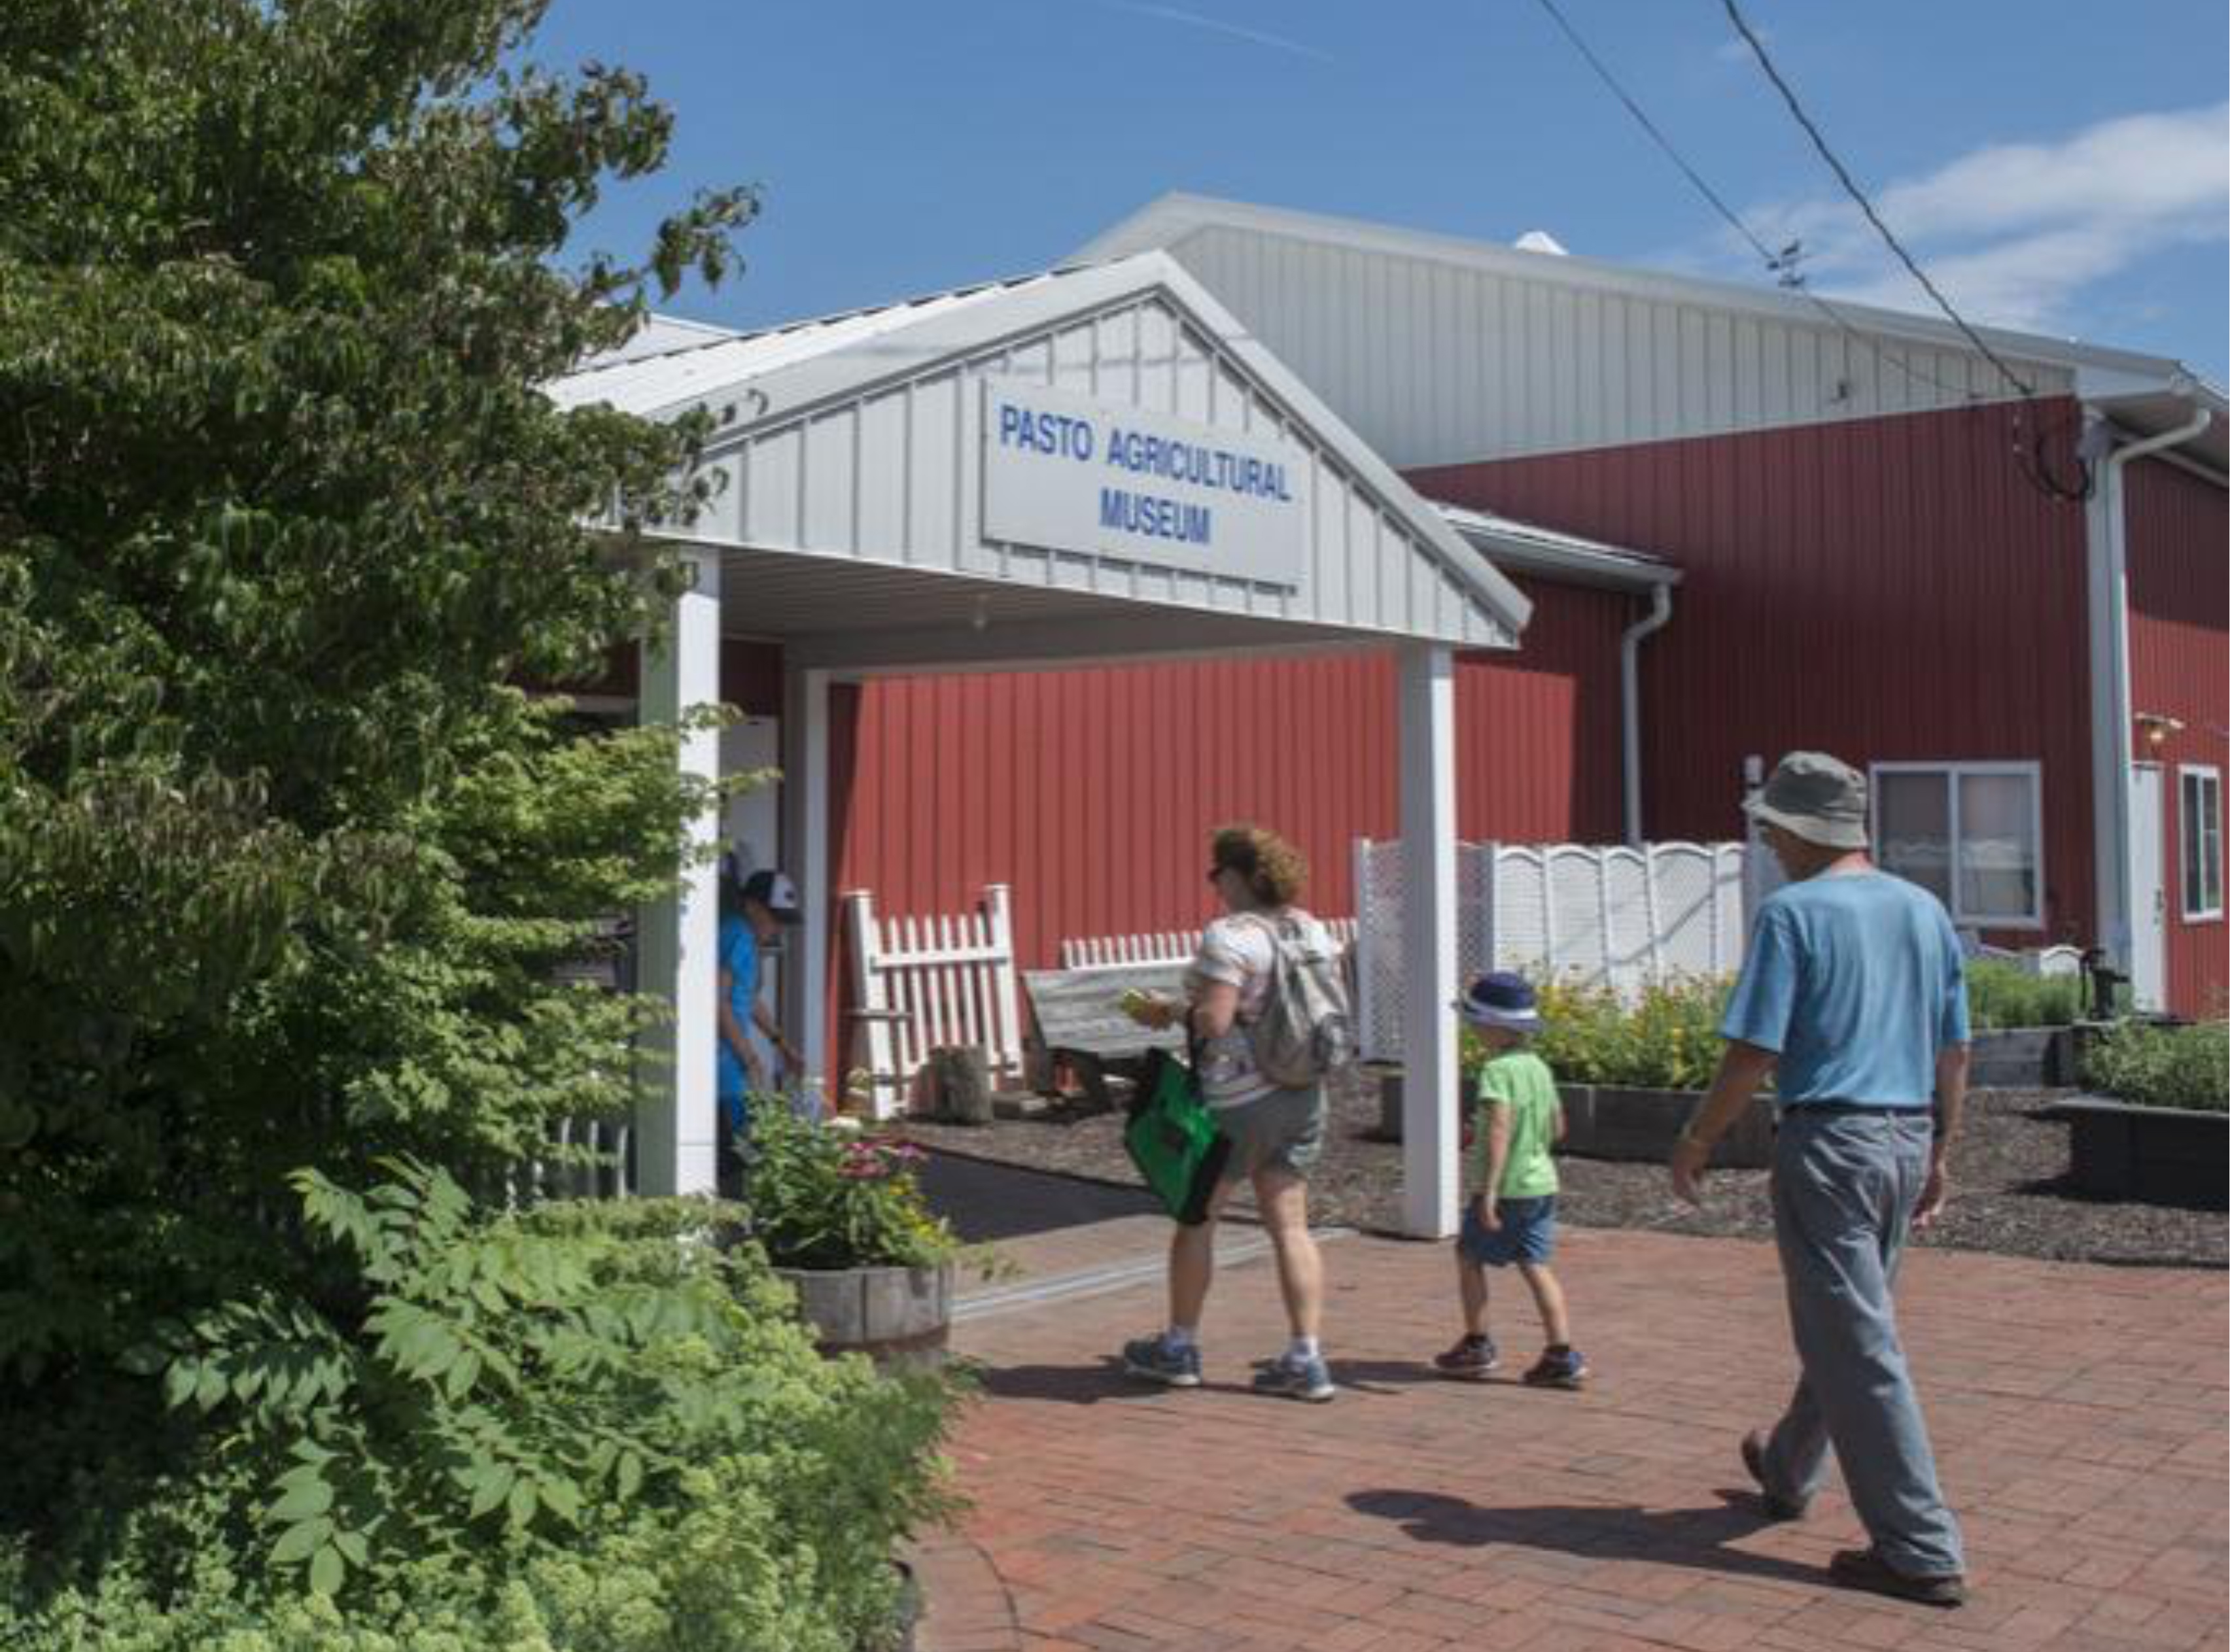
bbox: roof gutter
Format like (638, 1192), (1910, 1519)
(1620, 582), (1676, 845)
(2085, 396), (2214, 996)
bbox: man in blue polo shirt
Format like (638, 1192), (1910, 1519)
(1670, 752), (1970, 1608)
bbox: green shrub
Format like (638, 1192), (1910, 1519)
(2082, 1020), (2230, 1112)
(2, 1167), (955, 1651)
(1499, 974), (1734, 1092)
(1966, 959), (2085, 1030)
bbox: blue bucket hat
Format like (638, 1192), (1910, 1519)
(1455, 971), (1539, 1031)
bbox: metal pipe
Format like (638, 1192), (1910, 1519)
(2093, 403), (2213, 995)
(1619, 581), (1676, 844)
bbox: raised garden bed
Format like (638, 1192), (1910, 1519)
(2051, 1095), (2229, 1209)
(1374, 1071), (1772, 1168)
(1970, 1025), (2078, 1088)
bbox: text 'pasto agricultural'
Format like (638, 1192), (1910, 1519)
(994, 398), (1295, 547)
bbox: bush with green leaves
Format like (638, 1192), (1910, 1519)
(4, 1164), (955, 1651)
(2082, 1019), (2229, 1112)
(0, 0), (795, 1613)
(1965, 959), (2086, 1031)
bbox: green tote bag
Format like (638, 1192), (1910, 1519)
(1123, 1048), (1230, 1226)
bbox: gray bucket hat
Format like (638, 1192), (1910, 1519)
(1744, 751), (1870, 850)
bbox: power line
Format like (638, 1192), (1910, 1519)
(1718, 0), (2044, 405)
(1526, 0), (1988, 407)
(1527, 0), (2090, 502)
(1531, 0), (1788, 277)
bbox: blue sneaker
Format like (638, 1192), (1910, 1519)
(1522, 1345), (1590, 1390)
(1251, 1350), (1335, 1402)
(1121, 1333), (1202, 1388)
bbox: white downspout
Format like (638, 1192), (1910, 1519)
(2090, 401), (2213, 984)
(1619, 581), (1675, 846)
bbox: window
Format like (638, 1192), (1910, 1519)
(2181, 766), (2223, 921)
(1872, 763), (2044, 928)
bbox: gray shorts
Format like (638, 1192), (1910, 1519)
(1212, 1084), (1327, 1182)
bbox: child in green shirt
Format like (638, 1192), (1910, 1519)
(1435, 972), (1588, 1388)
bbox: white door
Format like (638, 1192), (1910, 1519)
(2130, 765), (2167, 1012)
(720, 717), (784, 1076)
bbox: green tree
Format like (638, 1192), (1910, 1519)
(0, 0), (752, 1538)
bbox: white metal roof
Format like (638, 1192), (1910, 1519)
(1433, 503), (1677, 593)
(550, 275), (1062, 419)
(1078, 192), (2220, 397)
(551, 253), (1533, 654)
(1075, 194), (2226, 473)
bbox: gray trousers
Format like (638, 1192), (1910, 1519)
(1760, 1109), (1965, 1578)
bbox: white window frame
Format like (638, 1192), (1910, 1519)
(1870, 761), (2046, 931)
(2179, 764), (2223, 922)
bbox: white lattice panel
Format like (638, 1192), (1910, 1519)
(1356, 838), (1752, 1056)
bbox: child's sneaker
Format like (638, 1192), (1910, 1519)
(1251, 1349), (1335, 1402)
(1121, 1333), (1202, 1388)
(1522, 1345), (1589, 1389)
(1432, 1335), (1500, 1379)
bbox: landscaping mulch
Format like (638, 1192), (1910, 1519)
(902, 1072), (2227, 1269)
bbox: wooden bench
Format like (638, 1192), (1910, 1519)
(1021, 961), (1189, 1110)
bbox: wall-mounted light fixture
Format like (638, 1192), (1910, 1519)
(2134, 712), (2186, 753)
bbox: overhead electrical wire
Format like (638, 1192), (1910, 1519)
(1718, 0), (2091, 500)
(1527, 0), (2090, 502)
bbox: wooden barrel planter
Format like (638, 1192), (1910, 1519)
(776, 1260), (955, 1370)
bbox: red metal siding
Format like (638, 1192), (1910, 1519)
(2127, 458), (2230, 1016)
(1409, 399), (2100, 950)
(820, 579), (1627, 1033)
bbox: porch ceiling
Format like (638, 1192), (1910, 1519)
(714, 543), (1363, 674)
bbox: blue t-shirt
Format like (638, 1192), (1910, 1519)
(716, 916), (761, 1126)
(1720, 871), (1970, 1107)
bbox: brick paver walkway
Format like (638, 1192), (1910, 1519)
(912, 1162), (2228, 1652)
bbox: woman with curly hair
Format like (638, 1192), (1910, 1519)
(1121, 823), (1340, 1402)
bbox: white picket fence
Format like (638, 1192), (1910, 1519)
(845, 885), (1024, 1118)
(1353, 838), (1749, 1062)
(1060, 916), (1359, 969)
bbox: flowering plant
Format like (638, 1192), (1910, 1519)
(743, 1106), (960, 1271)
(1462, 973), (1741, 1092)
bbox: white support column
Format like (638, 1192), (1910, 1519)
(782, 665), (833, 1107)
(1398, 643), (1461, 1239)
(637, 552), (723, 1196)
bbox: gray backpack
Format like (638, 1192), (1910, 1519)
(1243, 912), (1356, 1087)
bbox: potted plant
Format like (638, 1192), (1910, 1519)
(2053, 1018), (2227, 1206)
(742, 1106), (964, 1368)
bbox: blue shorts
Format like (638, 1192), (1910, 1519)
(1457, 1195), (1557, 1267)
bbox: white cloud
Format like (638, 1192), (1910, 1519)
(1726, 103), (2229, 335)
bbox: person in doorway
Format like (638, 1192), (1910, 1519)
(1433, 972), (1587, 1388)
(1671, 751), (1970, 1608)
(717, 867), (805, 1197)
(1120, 824), (1338, 1402)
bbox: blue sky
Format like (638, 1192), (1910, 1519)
(536, 0), (2229, 383)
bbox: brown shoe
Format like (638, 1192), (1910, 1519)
(1829, 1547), (1966, 1608)
(1741, 1429), (1807, 1521)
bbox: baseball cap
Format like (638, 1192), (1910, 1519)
(740, 869), (803, 924)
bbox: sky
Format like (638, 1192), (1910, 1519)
(534, 0), (2230, 385)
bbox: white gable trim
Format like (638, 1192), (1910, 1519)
(623, 253), (1530, 644)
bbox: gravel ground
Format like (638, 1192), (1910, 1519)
(902, 1074), (2227, 1269)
